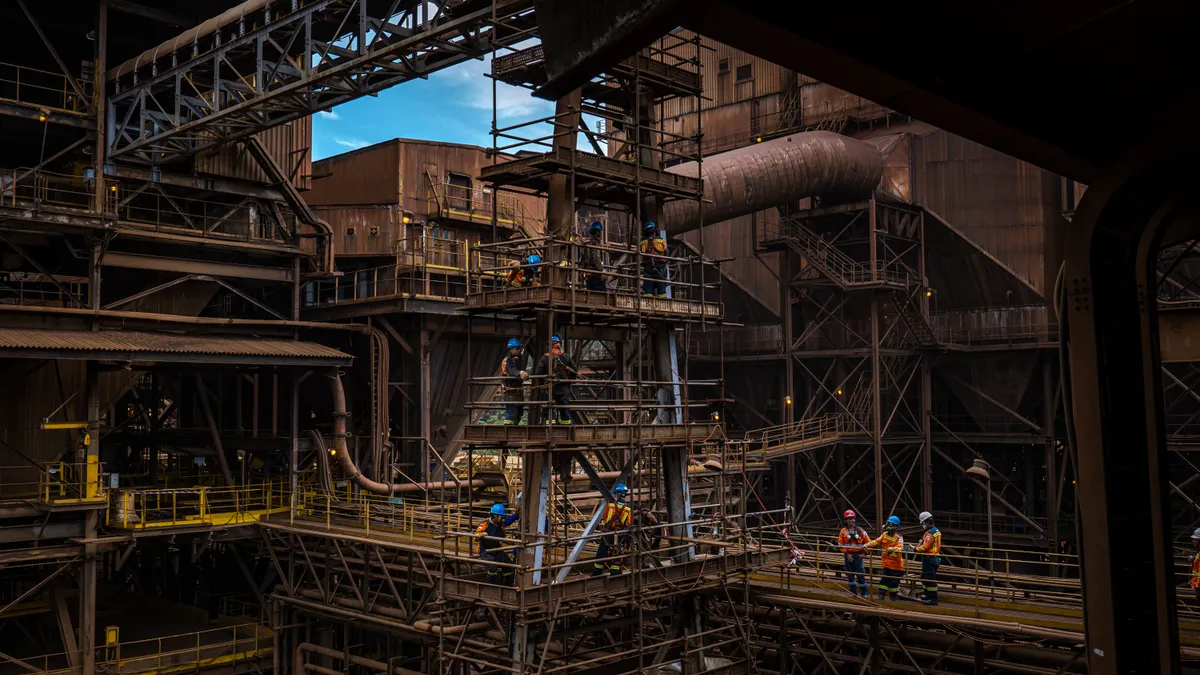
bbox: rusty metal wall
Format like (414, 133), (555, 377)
(306, 141), (402, 206)
(313, 205), (403, 257)
(913, 130), (1060, 294)
(196, 116), (312, 189)
(679, 210), (779, 316)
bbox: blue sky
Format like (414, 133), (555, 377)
(312, 51), (556, 159)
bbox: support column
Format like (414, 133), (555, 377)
(1043, 359), (1058, 547)
(419, 329), (431, 483)
(546, 89), (581, 240)
(93, 0), (107, 214)
(80, 362), (99, 675)
(870, 294), (883, 522)
(921, 357), (932, 512)
(781, 251), (796, 513)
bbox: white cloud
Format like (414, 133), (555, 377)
(433, 44), (553, 121)
(317, 109), (340, 120)
(334, 137), (369, 150)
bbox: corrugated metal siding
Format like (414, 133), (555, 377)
(0, 328), (349, 359)
(680, 210), (779, 317)
(914, 130), (1051, 294)
(306, 141), (402, 206)
(314, 205), (402, 257)
(196, 116), (312, 189)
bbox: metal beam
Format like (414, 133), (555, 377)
(102, 251), (294, 282)
(108, 165), (284, 200)
(108, 0), (188, 26)
(16, 0), (91, 112)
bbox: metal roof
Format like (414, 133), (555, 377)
(0, 328), (351, 366)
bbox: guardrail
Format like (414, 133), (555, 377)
(107, 482), (287, 529)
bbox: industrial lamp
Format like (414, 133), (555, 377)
(784, 395), (792, 406)
(965, 458), (991, 480)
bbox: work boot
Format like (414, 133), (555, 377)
(877, 589), (887, 601)
(657, 293), (669, 299)
(860, 588), (870, 598)
(889, 592), (899, 602)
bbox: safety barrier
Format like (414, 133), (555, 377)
(107, 482), (287, 529)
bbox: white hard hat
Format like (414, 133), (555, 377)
(918, 511), (933, 523)
(1192, 527), (1200, 540)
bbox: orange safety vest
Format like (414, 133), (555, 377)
(640, 236), (667, 256)
(865, 531), (905, 570)
(838, 526), (868, 554)
(915, 528), (942, 556)
(1191, 551), (1200, 589)
(601, 501), (632, 530)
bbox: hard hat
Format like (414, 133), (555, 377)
(886, 515), (901, 527)
(1192, 527), (1200, 540)
(589, 221), (603, 234)
(506, 338), (521, 349)
(551, 334), (561, 344)
(526, 254), (542, 265)
(919, 511), (933, 523)
(643, 221), (657, 233)
(613, 482), (629, 493)
(843, 509), (856, 519)
(490, 503), (507, 516)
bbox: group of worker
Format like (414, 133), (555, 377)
(838, 509), (942, 605)
(506, 221), (671, 298)
(477, 483), (664, 584)
(500, 334), (579, 425)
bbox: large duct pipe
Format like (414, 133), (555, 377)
(660, 131), (883, 236)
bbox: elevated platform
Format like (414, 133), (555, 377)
(463, 422), (721, 446)
(479, 146), (703, 203)
(493, 43), (700, 104)
(465, 285), (721, 322)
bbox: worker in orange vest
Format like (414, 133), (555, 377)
(591, 483), (632, 576)
(837, 509), (869, 598)
(1190, 528), (1200, 603)
(639, 221), (669, 297)
(476, 503), (519, 586)
(913, 511), (943, 605)
(862, 515), (905, 601)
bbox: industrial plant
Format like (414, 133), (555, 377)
(0, 2), (1192, 675)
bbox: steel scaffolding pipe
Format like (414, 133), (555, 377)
(661, 131), (883, 236)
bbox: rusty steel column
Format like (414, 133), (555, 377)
(419, 330), (432, 483)
(871, 293), (883, 523)
(781, 251), (796, 512)
(93, 0), (107, 214)
(1043, 360), (1058, 547)
(546, 90), (581, 238)
(79, 361), (99, 675)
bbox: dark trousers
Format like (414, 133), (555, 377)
(642, 264), (668, 296)
(592, 533), (623, 576)
(844, 555), (868, 596)
(545, 390), (571, 423)
(585, 274), (606, 291)
(481, 550), (514, 586)
(879, 567), (902, 599)
(504, 386), (524, 423)
(921, 556), (940, 604)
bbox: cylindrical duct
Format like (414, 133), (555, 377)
(660, 131), (883, 235)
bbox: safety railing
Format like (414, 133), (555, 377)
(218, 594), (269, 622)
(40, 459), (105, 504)
(106, 482), (287, 529)
(931, 306), (1058, 346)
(0, 272), (89, 308)
(930, 413), (1043, 436)
(115, 189), (294, 243)
(774, 217), (914, 287)
(0, 169), (111, 214)
(465, 235), (723, 312)
(0, 60), (89, 115)
(0, 464), (44, 499)
(935, 510), (1050, 537)
(28, 623), (271, 675)
(290, 489), (476, 543)
(427, 179), (543, 236)
(732, 414), (855, 459)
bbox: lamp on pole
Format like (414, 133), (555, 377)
(965, 458), (993, 567)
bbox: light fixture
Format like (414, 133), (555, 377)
(784, 395), (792, 406)
(836, 388), (843, 396)
(925, 289), (933, 297)
(330, 448), (338, 457)
(755, 136), (762, 143)
(711, 411), (720, 421)
(38, 113), (47, 122)
(401, 214), (412, 225)
(965, 458), (991, 481)
(109, 184), (117, 192)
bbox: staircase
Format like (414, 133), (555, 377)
(736, 413), (855, 461)
(889, 290), (940, 347)
(778, 218), (873, 289)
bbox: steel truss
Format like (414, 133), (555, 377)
(106, 0), (535, 163)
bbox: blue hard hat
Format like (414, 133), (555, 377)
(589, 221), (603, 233)
(490, 503), (507, 516)
(613, 483), (629, 493)
(507, 338), (520, 349)
(643, 221), (657, 232)
(526, 254), (541, 265)
(886, 515), (901, 526)
(551, 334), (561, 344)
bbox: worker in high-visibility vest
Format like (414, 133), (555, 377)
(582, 221), (607, 291)
(592, 483), (633, 576)
(913, 511), (943, 605)
(838, 509), (870, 598)
(639, 221), (669, 298)
(476, 503), (519, 586)
(862, 515), (905, 601)
(499, 338), (528, 424)
(1190, 528), (1200, 603)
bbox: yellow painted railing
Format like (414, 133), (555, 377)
(107, 482), (287, 529)
(39, 458), (104, 504)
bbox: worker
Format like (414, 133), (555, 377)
(838, 509), (870, 598)
(913, 511), (942, 605)
(500, 338), (528, 424)
(534, 334), (578, 424)
(582, 221), (607, 291)
(1190, 528), (1200, 603)
(862, 515), (905, 601)
(592, 483), (633, 576)
(639, 221), (669, 298)
(476, 503), (519, 586)
(507, 253), (542, 287)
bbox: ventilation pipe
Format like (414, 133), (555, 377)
(660, 130), (884, 236)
